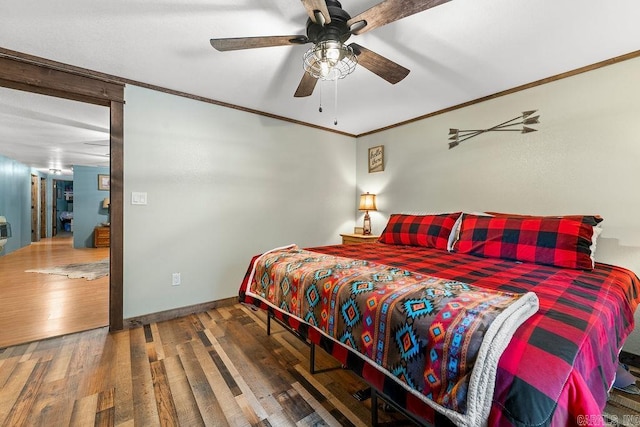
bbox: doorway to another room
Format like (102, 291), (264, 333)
(0, 91), (109, 348)
(0, 51), (124, 346)
(54, 179), (74, 237)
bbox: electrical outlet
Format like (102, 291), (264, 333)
(172, 272), (181, 286)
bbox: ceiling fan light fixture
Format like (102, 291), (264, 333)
(303, 40), (357, 81)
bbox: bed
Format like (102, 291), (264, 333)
(239, 212), (640, 426)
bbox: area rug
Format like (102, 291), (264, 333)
(25, 258), (109, 280)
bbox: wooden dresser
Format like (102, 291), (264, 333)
(94, 226), (110, 248)
(340, 233), (379, 245)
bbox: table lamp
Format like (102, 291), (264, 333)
(102, 197), (110, 226)
(358, 192), (377, 235)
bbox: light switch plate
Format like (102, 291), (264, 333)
(131, 192), (148, 205)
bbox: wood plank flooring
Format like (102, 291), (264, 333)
(0, 303), (411, 427)
(605, 364), (640, 426)
(0, 234), (109, 348)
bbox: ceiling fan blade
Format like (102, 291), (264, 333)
(210, 35), (309, 51)
(294, 72), (318, 97)
(300, 0), (331, 25)
(349, 43), (409, 84)
(348, 0), (451, 35)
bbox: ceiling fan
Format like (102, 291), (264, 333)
(210, 0), (451, 98)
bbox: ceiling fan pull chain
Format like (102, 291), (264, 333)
(334, 78), (338, 126)
(319, 81), (323, 113)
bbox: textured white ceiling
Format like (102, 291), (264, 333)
(0, 88), (110, 174)
(1, 0), (639, 171)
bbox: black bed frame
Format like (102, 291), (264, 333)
(266, 310), (434, 427)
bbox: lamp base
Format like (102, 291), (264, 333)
(363, 212), (371, 235)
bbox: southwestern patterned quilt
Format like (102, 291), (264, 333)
(241, 244), (539, 426)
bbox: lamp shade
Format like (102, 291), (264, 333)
(358, 193), (377, 211)
(102, 198), (110, 209)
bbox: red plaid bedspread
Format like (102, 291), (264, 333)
(240, 243), (640, 426)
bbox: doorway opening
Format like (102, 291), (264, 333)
(55, 179), (74, 236)
(0, 50), (124, 336)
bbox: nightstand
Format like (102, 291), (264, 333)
(340, 233), (379, 245)
(94, 226), (110, 248)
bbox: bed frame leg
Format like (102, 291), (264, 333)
(267, 312), (271, 336)
(371, 388), (378, 427)
(310, 342), (316, 374)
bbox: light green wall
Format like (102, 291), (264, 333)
(123, 85), (356, 318)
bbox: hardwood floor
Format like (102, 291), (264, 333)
(0, 303), (409, 427)
(606, 364), (640, 426)
(0, 301), (638, 426)
(0, 233), (109, 348)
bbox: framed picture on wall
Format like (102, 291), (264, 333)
(368, 145), (384, 173)
(98, 174), (110, 191)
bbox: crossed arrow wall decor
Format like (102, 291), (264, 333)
(448, 110), (540, 149)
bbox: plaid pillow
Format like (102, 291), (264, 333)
(378, 213), (461, 250)
(454, 214), (597, 270)
(484, 211), (603, 227)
